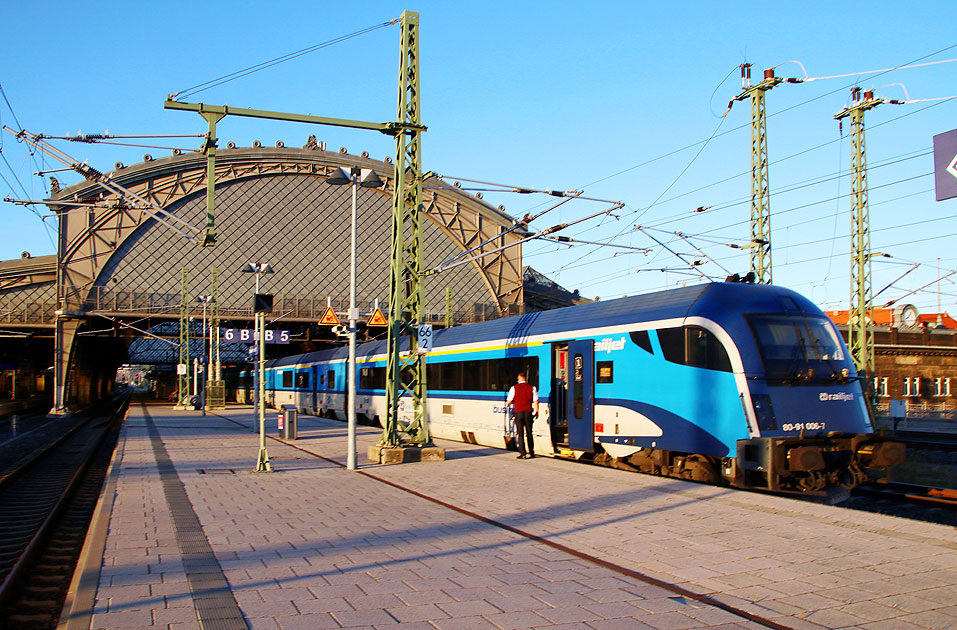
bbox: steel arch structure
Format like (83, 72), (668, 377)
(39, 142), (524, 410)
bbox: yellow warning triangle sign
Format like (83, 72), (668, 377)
(366, 307), (388, 327)
(319, 306), (341, 326)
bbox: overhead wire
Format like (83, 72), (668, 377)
(801, 56), (957, 82)
(170, 19), (400, 100)
(0, 82), (58, 251)
(647, 149), (931, 231)
(549, 112), (730, 279)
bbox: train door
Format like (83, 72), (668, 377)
(311, 365), (318, 413)
(566, 339), (595, 452)
(550, 343), (569, 448)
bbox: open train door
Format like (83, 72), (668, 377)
(566, 339), (594, 452)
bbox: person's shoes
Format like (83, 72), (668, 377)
(517, 454), (526, 459)
(527, 454), (535, 459)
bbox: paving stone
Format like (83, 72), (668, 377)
(638, 611), (705, 630)
(436, 598), (503, 617)
(429, 616), (502, 629)
(587, 618), (658, 630)
(75, 407), (957, 630)
(804, 606), (872, 628)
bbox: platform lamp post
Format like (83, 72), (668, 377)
(326, 166), (384, 470)
(195, 295), (215, 417)
(240, 263), (273, 430)
(241, 263), (274, 471)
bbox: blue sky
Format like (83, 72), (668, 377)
(2, 1), (955, 315)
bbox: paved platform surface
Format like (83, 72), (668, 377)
(61, 403), (957, 630)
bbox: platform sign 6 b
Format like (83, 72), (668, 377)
(222, 328), (290, 344)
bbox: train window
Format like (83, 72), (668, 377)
(686, 327), (732, 372)
(282, 371), (293, 388)
(327, 370), (335, 390)
(423, 357), (538, 391)
(749, 315), (846, 380)
(596, 361), (614, 383)
(657, 328), (685, 365)
(462, 360), (483, 391)
(657, 326), (732, 373)
(427, 361), (464, 390)
(630, 330), (653, 354)
(426, 362), (440, 389)
(441, 361), (461, 390)
(489, 359), (512, 391)
(359, 366), (386, 390)
(295, 372), (309, 388)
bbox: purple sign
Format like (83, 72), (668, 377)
(933, 129), (957, 201)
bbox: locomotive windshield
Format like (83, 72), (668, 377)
(748, 315), (849, 382)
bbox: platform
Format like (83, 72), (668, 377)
(60, 402), (957, 630)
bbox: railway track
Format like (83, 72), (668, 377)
(847, 482), (957, 527)
(0, 394), (129, 629)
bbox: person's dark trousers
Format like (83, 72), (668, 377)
(514, 411), (534, 458)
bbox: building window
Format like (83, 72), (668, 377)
(873, 376), (888, 397)
(904, 376), (921, 397)
(934, 377), (951, 397)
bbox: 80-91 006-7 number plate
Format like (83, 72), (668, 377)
(781, 422), (826, 432)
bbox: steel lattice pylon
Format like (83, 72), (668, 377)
(383, 10), (431, 448)
(836, 88), (883, 378)
(733, 64), (783, 285)
(749, 88), (772, 284)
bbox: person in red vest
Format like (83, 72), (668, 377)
(506, 372), (539, 459)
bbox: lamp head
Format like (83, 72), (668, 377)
(359, 168), (383, 188)
(326, 166), (352, 186)
(240, 263), (273, 274)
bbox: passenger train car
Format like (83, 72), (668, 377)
(247, 282), (905, 498)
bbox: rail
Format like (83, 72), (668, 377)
(0, 394), (129, 620)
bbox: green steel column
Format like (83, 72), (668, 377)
(836, 89), (883, 379)
(177, 266), (190, 406)
(749, 87), (772, 284)
(200, 112), (225, 247)
(445, 287), (453, 328)
(210, 268), (220, 380)
(383, 10), (431, 448)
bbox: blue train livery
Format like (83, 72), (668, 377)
(241, 281), (904, 498)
